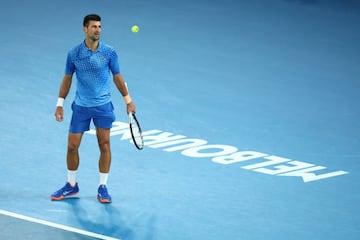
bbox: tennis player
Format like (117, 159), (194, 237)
(51, 14), (136, 203)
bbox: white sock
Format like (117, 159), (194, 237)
(67, 170), (77, 186)
(99, 173), (109, 186)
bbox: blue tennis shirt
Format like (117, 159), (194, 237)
(65, 41), (120, 107)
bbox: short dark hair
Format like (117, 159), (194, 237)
(83, 14), (101, 27)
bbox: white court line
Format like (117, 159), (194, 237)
(0, 209), (120, 240)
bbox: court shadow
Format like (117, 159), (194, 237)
(305, 0), (317, 3)
(285, 0), (318, 5)
(62, 198), (134, 240)
(284, 0), (360, 10)
(101, 204), (157, 240)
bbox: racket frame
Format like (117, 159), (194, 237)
(129, 112), (144, 150)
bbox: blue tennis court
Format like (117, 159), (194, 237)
(0, 0), (359, 239)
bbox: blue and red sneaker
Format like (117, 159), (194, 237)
(97, 185), (112, 203)
(51, 182), (79, 201)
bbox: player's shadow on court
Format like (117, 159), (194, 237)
(63, 198), (134, 240)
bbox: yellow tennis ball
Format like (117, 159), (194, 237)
(131, 25), (139, 33)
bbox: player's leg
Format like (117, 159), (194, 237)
(50, 133), (82, 201)
(66, 102), (92, 174)
(95, 127), (113, 203)
(93, 102), (115, 203)
(67, 132), (84, 171)
(93, 101), (115, 175)
(51, 103), (90, 201)
(50, 135), (84, 201)
(96, 127), (111, 173)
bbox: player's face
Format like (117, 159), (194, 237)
(84, 21), (101, 42)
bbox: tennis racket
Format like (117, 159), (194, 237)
(129, 112), (144, 150)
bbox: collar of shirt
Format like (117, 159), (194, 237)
(79, 41), (104, 56)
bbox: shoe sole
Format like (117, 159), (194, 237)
(97, 196), (111, 203)
(51, 192), (79, 201)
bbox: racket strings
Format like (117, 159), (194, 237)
(130, 117), (144, 148)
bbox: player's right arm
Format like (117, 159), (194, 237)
(55, 74), (73, 122)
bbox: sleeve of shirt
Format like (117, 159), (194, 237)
(64, 52), (75, 75)
(109, 50), (120, 75)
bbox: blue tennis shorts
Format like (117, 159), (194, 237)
(69, 101), (116, 133)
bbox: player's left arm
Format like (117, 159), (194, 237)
(113, 73), (136, 114)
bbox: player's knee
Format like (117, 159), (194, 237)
(98, 140), (110, 153)
(67, 142), (80, 153)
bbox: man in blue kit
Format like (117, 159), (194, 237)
(51, 14), (136, 203)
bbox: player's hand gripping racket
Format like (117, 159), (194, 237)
(129, 112), (144, 150)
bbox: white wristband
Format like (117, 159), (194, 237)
(56, 97), (65, 107)
(123, 95), (132, 104)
